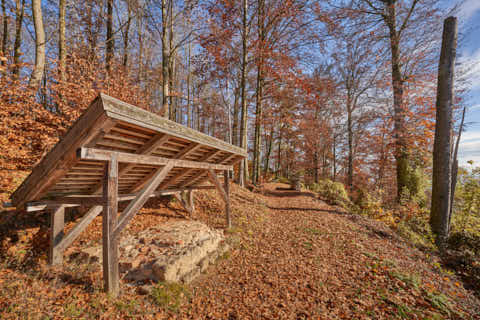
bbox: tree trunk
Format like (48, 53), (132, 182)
(58, 0), (66, 83)
(160, 0), (169, 117)
(30, 0), (45, 89)
(238, 0), (249, 187)
(347, 103), (353, 189)
(1, 0), (7, 67)
(106, 0), (114, 74)
(253, 0), (265, 185)
(430, 16), (457, 248)
(332, 132), (337, 181)
(448, 106), (465, 232)
(123, 3), (131, 68)
(13, 0), (25, 77)
(264, 125), (274, 177)
(384, 2), (409, 200)
(187, 40), (192, 127)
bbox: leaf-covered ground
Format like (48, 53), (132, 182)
(0, 183), (479, 319)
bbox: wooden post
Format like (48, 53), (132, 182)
(430, 16), (457, 248)
(103, 156), (119, 296)
(187, 190), (195, 214)
(49, 205), (65, 265)
(224, 170), (231, 228)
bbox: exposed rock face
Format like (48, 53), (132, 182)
(69, 220), (228, 283)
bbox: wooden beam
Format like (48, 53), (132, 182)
(34, 196), (105, 206)
(78, 148), (233, 171)
(57, 206), (102, 252)
(112, 162), (174, 239)
(159, 149), (222, 190)
(130, 142), (201, 192)
(11, 99), (107, 208)
(224, 170), (231, 229)
(206, 170), (228, 204)
(91, 133), (171, 194)
(103, 156), (119, 296)
(181, 154), (238, 188)
(49, 205), (65, 265)
(173, 191), (194, 215)
(24, 186), (215, 212)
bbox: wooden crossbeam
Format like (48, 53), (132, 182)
(181, 153), (238, 188)
(130, 142), (201, 193)
(159, 149), (223, 189)
(207, 170), (228, 203)
(78, 148), (233, 171)
(91, 133), (170, 193)
(25, 186), (215, 211)
(112, 162), (174, 239)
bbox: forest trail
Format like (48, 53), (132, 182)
(0, 183), (479, 319)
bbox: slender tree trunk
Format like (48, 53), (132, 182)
(448, 106), (465, 232)
(253, 0), (265, 185)
(332, 132), (337, 181)
(106, 0), (114, 74)
(238, 0), (249, 186)
(58, 0), (66, 83)
(123, 3), (131, 68)
(187, 40), (192, 127)
(161, 0), (169, 117)
(347, 105), (353, 189)
(277, 126), (282, 178)
(384, 2), (409, 200)
(232, 86), (239, 147)
(30, 0), (45, 89)
(1, 0), (7, 67)
(430, 16), (457, 248)
(264, 125), (274, 177)
(13, 0), (25, 77)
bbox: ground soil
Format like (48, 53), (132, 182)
(0, 182), (479, 319)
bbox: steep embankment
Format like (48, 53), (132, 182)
(0, 182), (478, 319)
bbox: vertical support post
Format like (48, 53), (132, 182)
(103, 156), (119, 296)
(187, 190), (195, 214)
(224, 170), (231, 229)
(49, 205), (65, 265)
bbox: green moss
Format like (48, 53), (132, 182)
(150, 282), (190, 312)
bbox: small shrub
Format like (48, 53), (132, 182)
(309, 179), (350, 207)
(150, 282), (190, 312)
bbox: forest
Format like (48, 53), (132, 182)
(0, 0), (480, 318)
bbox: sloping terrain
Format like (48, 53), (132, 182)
(0, 182), (479, 319)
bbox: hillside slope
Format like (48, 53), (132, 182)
(0, 182), (478, 319)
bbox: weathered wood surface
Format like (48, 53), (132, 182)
(103, 157), (119, 296)
(79, 148), (234, 171)
(49, 205), (65, 265)
(10, 93), (246, 207)
(11, 99), (106, 207)
(25, 186), (215, 211)
(224, 170), (231, 228)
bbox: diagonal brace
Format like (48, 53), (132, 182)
(112, 162), (174, 239)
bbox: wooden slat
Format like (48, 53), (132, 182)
(180, 153), (237, 188)
(159, 149), (223, 189)
(11, 99), (106, 207)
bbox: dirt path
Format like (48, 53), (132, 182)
(186, 183), (480, 319)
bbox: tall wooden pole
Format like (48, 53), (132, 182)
(103, 156), (119, 296)
(430, 16), (457, 248)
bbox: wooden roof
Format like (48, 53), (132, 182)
(11, 93), (247, 208)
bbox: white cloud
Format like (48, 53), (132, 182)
(458, 0), (480, 23)
(458, 129), (480, 166)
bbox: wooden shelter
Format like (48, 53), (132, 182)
(10, 93), (247, 296)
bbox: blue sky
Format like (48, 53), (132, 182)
(457, 0), (480, 166)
